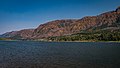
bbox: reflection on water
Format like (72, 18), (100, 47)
(0, 41), (120, 68)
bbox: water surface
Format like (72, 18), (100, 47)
(0, 41), (120, 68)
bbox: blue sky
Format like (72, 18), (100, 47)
(0, 0), (120, 34)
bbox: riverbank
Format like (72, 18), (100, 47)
(0, 39), (120, 43)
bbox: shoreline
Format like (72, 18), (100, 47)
(0, 40), (120, 43)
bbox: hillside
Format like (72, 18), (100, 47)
(1, 6), (120, 41)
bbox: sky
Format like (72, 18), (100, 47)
(0, 0), (120, 34)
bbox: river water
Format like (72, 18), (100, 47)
(0, 41), (120, 68)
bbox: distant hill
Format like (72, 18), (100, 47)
(1, 6), (120, 41)
(0, 29), (34, 40)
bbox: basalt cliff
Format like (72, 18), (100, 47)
(1, 7), (120, 41)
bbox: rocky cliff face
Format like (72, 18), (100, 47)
(31, 7), (120, 39)
(1, 7), (120, 39)
(32, 19), (77, 38)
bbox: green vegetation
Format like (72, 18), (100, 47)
(1, 30), (120, 42)
(49, 30), (120, 42)
(0, 38), (12, 40)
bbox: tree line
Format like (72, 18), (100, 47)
(49, 30), (120, 42)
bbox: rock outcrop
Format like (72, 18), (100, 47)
(1, 7), (120, 40)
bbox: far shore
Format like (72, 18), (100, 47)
(0, 39), (120, 43)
